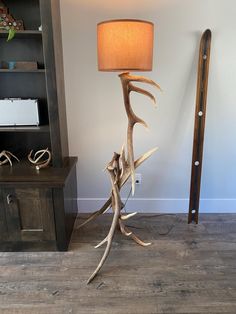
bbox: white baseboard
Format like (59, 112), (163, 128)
(78, 198), (236, 213)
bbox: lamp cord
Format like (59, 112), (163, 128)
(81, 188), (178, 236)
(122, 187), (133, 213)
(122, 189), (178, 236)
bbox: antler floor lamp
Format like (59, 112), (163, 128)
(79, 19), (161, 284)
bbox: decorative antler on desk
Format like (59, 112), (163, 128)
(0, 150), (19, 166)
(28, 148), (51, 170)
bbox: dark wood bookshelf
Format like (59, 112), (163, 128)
(0, 0), (78, 252)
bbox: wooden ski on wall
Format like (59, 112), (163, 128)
(188, 29), (212, 224)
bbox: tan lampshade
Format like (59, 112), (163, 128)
(97, 19), (154, 72)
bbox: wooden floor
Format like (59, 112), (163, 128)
(0, 214), (236, 314)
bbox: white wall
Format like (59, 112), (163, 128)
(60, 0), (236, 213)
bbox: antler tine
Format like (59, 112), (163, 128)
(34, 148), (49, 163)
(124, 73), (162, 91)
(119, 221), (151, 247)
(0, 159), (8, 166)
(77, 198), (112, 229)
(34, 148), (49, 155)
(3, 152), (13, 166)
(129, 83), (157, 107)
(120, 143), (125, 157)
(119, 219), (132, 236)
(130, 232), (152, 247)
(28, 150), (35, 164)
(6, 151), (20, 162)
(128, 132), (135, 195)
(120, 212), (137, 221)
(127, 119), (148, 195)
(95, 237), (107, 249)
(87, 161), (122, 284)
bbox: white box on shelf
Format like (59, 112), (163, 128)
(0, 98), (40, 126)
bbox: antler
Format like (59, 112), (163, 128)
(119, 72), (161, 195)
(87, 153), (122, 284)
(85, 72), (161, 284)
(28, 148), (52, 170)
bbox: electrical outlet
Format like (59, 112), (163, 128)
(135, 173), (142, 185)
(128, 173), (142, 185)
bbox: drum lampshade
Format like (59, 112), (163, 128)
(97, 19), (154, 72)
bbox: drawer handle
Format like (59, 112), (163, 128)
(7, 194), (13, 204)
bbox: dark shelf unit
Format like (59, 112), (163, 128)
(0, 0), (78, 252)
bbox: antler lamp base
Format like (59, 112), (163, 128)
(79, 72), (161, 284)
